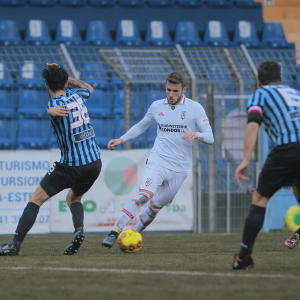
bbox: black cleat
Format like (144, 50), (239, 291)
(102, 231), (118, 248)
(0, 243), (20, 256)
(64, 229), (85, 255)
(232, 254), (254, 270)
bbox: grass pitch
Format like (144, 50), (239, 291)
(0, 231), (298, 300)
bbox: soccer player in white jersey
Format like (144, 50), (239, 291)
(102, 72), (214, 248)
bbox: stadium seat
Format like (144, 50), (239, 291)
(25, 20), (56, 46)
(0, 118), (19, 149)
(116, 20), (145, 46)
(17, 61), (44, 89)
(81, 63), (108, 89)
(234, 0), (261, 7)
(0, 20), (26, 46)
(87, 88), (115, 118)
(29, 0), (56, 6)
(204, 20), (237, 47)
(92, 117), (115, 148)
(131, 84), (147, 117)
(262, 22), (295, 49)
(0, 62), (14, 89)
(148, 0), (175, 7)
(86, 20), (117, 46)
(59, 0), (87, 6)
(118, 0), (145, 6)
(89, 0), (116, 6)
(233, 21), (265, 48)
(175, 21), (206, 46)
(18, 89), (49, 118)
(113, 88), (124, 115)
(205, 0), (233, 7)
(0, 89), (18, 118)
(146, 21), (174, 46)
(177, 0), (204, 7)
(55, 19), (85, 46)
(0, 0), (25, 5)
(17, 118), (51, 149)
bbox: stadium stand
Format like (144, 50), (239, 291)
(0, 0), (25, 5)
(86, 20), (117, 46)
(0, 118), (19, 149)
(175, 21), (205, 46)
(116, 20), (145, 46)
(59, 0), (87, 6)
(146, 21), (174, 46)
(234, 0), (262, 7)
(89, 0), (116, 6)
(205, 0), (233, 7)
(28, 0), (56, 6)
(148, 0), (175, 7)
(0, 20), (25, 46)
(177, 0), (204, 7)
(55, 19), (85, 46)
(119, 0), (146, 7)
(25, 20), (55, 46)
(17, 61), (44, 89)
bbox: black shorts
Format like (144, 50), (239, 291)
(40, 159), (102, 197)
(257, 142), (300, 198)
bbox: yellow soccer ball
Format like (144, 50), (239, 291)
(117, 229), (143, 253)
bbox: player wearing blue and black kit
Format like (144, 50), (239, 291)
(0, 63), (102, 256)
(232, 60), (300, 270)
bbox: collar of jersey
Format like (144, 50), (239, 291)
(163, 95), (186, 104)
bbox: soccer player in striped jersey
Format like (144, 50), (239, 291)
(233, 60), (300, 269)
(0, 63), (102, 256)
(102, 71), (214, 248)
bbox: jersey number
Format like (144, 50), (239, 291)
(278, 87), (300, 107)
(66, 97), (90, 129)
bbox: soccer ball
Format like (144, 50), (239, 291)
(117, 229), (143, 253)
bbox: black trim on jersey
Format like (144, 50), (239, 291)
(247, 112), (262, 125)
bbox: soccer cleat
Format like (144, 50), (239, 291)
(232, 254), (254, 270)
(284, 233), (299, 249)
(0, 243), (20, 256)
(63, 228), (85, 255)
(102, 231), (118, 248)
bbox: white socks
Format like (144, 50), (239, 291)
(114, 192), (151, 230)
(134, 203), (160, 233)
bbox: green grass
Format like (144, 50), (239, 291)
(0, 232), (299, 300)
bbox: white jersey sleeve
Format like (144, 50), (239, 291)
(120, 106), (155, 143)
(195, 105), (214, 145)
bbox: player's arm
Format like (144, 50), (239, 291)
(47, 105), (69, 118)
(67, 77), (94, 96)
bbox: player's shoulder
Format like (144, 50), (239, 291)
(150, 98), (167, 107)
(185, 97), (204, 110)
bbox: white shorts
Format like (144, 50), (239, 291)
(139, 161), (188, 207)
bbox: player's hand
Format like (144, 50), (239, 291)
(183, 130), (197, 142)
(235, 160), (250, 185)
(47, 106), (69, 117)
(108, 138), (123, 150)
(46, 63), (59, 68)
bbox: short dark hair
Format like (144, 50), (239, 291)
(42, 65), (68, 92)
(166, 72), (186, 89)
(257, 60), (281, 86)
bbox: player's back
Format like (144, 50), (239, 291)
(48, 88), (101, 166)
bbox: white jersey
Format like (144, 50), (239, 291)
(121, 95), (213, 172)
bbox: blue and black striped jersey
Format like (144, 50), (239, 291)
(47, 87), (101, 166)
(247, 85), (300, 146)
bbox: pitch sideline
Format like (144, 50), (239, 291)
(0, 266), (299, 279)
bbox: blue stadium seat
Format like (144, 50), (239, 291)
(0, 89), (18, 118)
(204, 20), (237, 47)
(113, 88), (124, 115)
(146, 21), (174, 46)
(175, 21), (206, 46)
(18, 118), (51, 149)
(29, 0), (56, 6)
(87, 89), (115, 118)
(0, 0), (25, 5)
(119, 0), (145, 6)
(59, 0), (86, 6)
(146, 85), (165, 111)
(262, 22), (295, 49)
(233, 21), (265, 48)
(25, 20), (56, 46)
(92, 117), (115, 149)
(131, 84), (147, 117)
(89, 0), (116, 6)
(55, 19), (85, 46)
(19, 89), (49, 118)
(234, 0), (261, 7)
(177, 0), (204, 7)
(17, 61), (44, 89)
(86, 20), (117, 46)
(0, 118), (19, 149)
(0, 62), (14, 89)
(81, 63), (108, 89)
(0, 20), (26, 46)
(116, 20), (145, 46)
(205, 0), (233, 7)
(148, 0), (175, 6)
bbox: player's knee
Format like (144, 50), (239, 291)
(135, 191), (152, 206)
(251, 190), (269, 207)
(150, 198), (163, 209)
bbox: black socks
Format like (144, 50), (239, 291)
(70, 202), (84, 232)
(13, 202), (40, 244)
(238, 204), (266, 259)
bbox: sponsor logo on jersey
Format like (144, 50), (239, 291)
(158, 112), (165, 116)
(181, 111), (186, 119)
(145, 178), (152, 186)
(158, 123), (187, 132)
